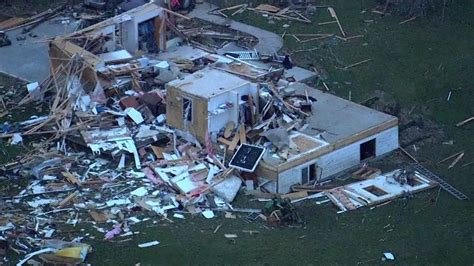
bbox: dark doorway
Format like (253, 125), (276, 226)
(301, 163), (318, 184)
(309, 164), (317, 181)
(138, 18), (158, 53)
(360, 139), (376, 161)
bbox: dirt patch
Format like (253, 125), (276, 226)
(363, 90), (446, 149)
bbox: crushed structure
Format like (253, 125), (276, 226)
(0, 1), (453, 264)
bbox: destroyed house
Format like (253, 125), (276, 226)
(255, 84), (399, 193)
(166, 67), (257, 143)
(45, 3), (400, 194)
(49, 2), (168, 88)
(165, 68), (399, 193)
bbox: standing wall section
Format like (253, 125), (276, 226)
(276, 126), (399, 193)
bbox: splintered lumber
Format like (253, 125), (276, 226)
(438, 150), (464, 164)
(322, 81), (330, 91)
(343, 59), (372, 70)
(201, 168), (234, 193)
(299, 35), (334, 43)
(218, 137), (233, 146)
(399, 16), (417, 25)
(318, 20), (337, 25)
(247, 8), (311, 23)
(255, 4), (280, 13)
(352, 167), (381, 180)
(336, 35), (364, 41)
(224, 121), (235, 138)
(267, 83), (309, 117)
(58, 191), (79, 208)
(328, 7), (346, 37)
(456, 117), (474, 127)
(214, 4), (247, 12)
(399, 146), (418, 163)
(162, 8), (191, 20)
(231, 5), (248, 16)
(239, 125), (247, 144)
(292, 34), (301, 42)
(228, 133), (240, 151)
(62, 171), (81, 185)
(281, 191), (308, 201)
(448, 152), (464, 169)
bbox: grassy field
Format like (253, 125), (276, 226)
(1, 0), (473, 265)
(86, 1), (473, 264)
(0, 0), (68, 19)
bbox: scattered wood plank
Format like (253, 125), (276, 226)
(438, 151), (464, 164)
(239, 125), (246, 144)
(224, 121), (235, 138)
(231, 5), (248, 16)
(399, 16), (417, 25)
(255, 4), (280, 13)
(456, 116), (474, 127)
(281, 191), (308, 201)
(62, 171), (81, 186)
(322, 81), (330, 91)
(328, 7), (346, 37)
(462, 161), (473, 167)
(318, 20), (337, 25)
(352, 167), (381, 180)
(57, 191), (79, 208)
(448, 152), (464, 169)
(218, 137), (233, 146)
(343, 59), (372, 70)
(336, 35), (364, 41)
(162, 8), (191, 20)
(299, 35), (334, 43)
(399, 146), (419, 163)
(228, 133), (240, 151)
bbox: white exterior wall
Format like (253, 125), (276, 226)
(207, 83), (257, 134)
(276, 126), (399, 193)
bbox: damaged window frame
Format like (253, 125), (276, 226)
(182, 97), (193, 123)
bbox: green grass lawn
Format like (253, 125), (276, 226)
(85, 2), (472, 264)
(2, 1), (473, 265)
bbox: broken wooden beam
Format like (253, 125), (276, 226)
(438, 150), (464, 164)
(343, 59), (372, 70)
(448, 152), (464, 169)
(399, 146), (419, 163)
(57, 191), (80, 208)
(456, 116), (474, 127)
(162, 8), (191, 20)
(328, 7), (346, 37)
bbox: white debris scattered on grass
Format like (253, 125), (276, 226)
(173, 213), (185, 219)
(130, 187), (148, 197)
(106, 198), (131, 207)
(138, 240), (160, 248)
(27, 199), (58, 208)
(383, 252), (395, 261)
(202, 210), (215, 219)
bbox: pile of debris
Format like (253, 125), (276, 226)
(209, 3), (313, 23)
(0, 2), (450, 264)
(177, 18), (258, 51)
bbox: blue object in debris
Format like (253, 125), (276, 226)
(2, 122), (11, 133)
(95, 106), (107, 113)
